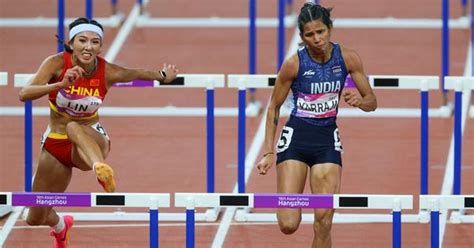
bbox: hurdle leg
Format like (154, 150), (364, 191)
(149, 207), (159, 248)
(206, 88), (215, 193)
(24, 100), (33, 192)
(392, 210), (401, 248)
(420, 87), (429, 195)
(430, 210), (440, 248)
(453, 88), (463, 195)
(391, 199), (402, 248)
(237, 88), (246, 193)
(186, 207), (195, 248)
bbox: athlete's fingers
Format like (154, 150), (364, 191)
(70, 71), (80, 81)
(70, 66), (85, 77)
(343, 92), (353, 101)
(256, 161), (268, 175)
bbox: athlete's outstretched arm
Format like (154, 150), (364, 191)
(18, 54), (84, 102)
(256, 55), (298, 175)
(105, 62), (179, 88)
(342, 47), (377, 112)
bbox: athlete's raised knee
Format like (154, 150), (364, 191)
(66, 121), (82, 135)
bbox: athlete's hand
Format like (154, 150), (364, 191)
(160, 63), (179, 83)
(256, 153), (275, 175)
(342, 90), (362, 108)
(60, 66), (85, 88)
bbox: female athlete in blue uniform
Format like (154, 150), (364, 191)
(256, 3), (377, 248)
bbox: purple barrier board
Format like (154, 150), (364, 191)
(12, 192), (91, 207)
(254, 194), (333, 208)
(114, 80), (154, 87)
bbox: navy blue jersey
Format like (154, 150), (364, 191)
(290, 43), (348, 126)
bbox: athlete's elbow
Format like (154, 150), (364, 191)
(366, 100), (377, 112)
(18, 90), (28, 102)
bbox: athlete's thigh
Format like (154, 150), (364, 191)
(33, 150), (73, 192)
(29, 150), (72, 218)
(277, 160), (309, 194)
(276, 160), (308, 220)
(309, 163), (341, 218)
(81, 124), (110, 156)
(309, 163), (341, 194)
(71, 123), (110, 169)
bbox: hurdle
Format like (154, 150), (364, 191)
(12, 73), (224, 222)
(443, 77), (474, 224)
(444, 77), (474, 194)
(176, 193), (413, 248)
(0, 72), (12, 218)
(420, 195), (474, 248)
(0, 192), (169, 248)
(227, 74), (438, 222)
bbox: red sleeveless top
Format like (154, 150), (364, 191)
(48, 52), (108, 119)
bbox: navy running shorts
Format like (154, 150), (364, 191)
(276, 115), (343, 167)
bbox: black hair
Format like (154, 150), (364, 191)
(297, 3), (333, 33)
(56, 17), (104, 53)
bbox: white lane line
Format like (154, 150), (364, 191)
(105, 0), (149, 62)
(0, 207), (24, 245)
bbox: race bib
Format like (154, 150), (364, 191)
(295, 92), (339, 118)
(56, 89), (102, 117)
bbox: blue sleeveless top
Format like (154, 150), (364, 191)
(290, 43), (348, 126)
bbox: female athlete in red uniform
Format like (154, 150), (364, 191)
(19, 17), (178, 247)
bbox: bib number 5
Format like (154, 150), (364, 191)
(276, 126), (294, 153)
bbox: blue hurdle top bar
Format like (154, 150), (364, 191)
(0, 192), (170, 208)
(175, 193), (413, 209)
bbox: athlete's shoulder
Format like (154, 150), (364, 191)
(43, 53), (65, 68)
(36, 53), (65, 78)
(282, 52), (299, 68)
(339, 44), (359, 60)
(278, 53), (299, 80)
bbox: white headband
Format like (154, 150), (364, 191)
(69, 23), (104, 39)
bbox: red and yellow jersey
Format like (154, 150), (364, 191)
(48, 52), (108, 119)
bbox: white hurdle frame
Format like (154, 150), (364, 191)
(176, 193), (413, 248)
(1, 72), (255, 117)
(420, 195), (474, 248)
(227, 74), (449, 118)
(11, 73), (224, 222)
(443, 77), (474, 223)
(0, 72), (7, 86)
(227, 74), (439, 224)
(0, 72), (12, 218)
